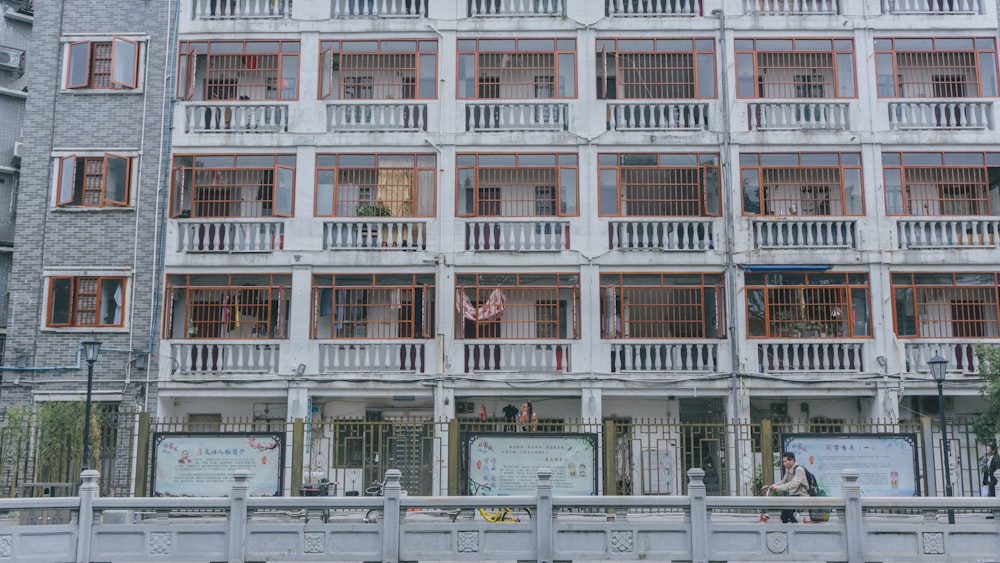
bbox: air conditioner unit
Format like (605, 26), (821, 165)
(12, 142), (22, 160)
(0, 47), (24, 71)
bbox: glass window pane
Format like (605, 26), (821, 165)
(979, 53), (998, 97)
(599, 169), (617, 215)
(844, 169), (862, 215)
(558, 54), (575, 97)
(560, 169), (577, 214)
(68, 42), (90, 87)
(736, 53), (754, 97)
(419, 54), (436, 98)
(459, 54), (475, 98)
(742, 170), (760, 214)
(111, 39), (138, 88)
(50, 279), (72, 325)
(697, 53), (715, 98)
(875, 53), (895, 97)
(836, 53), (855, 97)
(275, 167), (293, 216)
(105, 155), (129, 204)
(884, 169), (903, 214)
(316, 170), (334, 215)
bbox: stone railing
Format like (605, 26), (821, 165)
(176, 220), (284, 253)
(606, 341), (719, 372)
(752, 218), (857, 249)
(758, 340), (864, 372)
(184, 103), (288, 133)
(22, 468), (1000, 563)
(171, 341), (280, 374)
(606, 0), (699, 15)
(464, 220), (570, 251)
(743, 0), (839, 13)
(318, 342), (426, 373)
(882, 0), (983, 12)
(462, 342), (571, 373)
(608, 219), (715, 251)
(330, 0), (427, 16)
(606, 102), (710, 131)
(327, 102), (428, 132)
(888, 101), (994, 130)
(322, 220), (427, 250)
(896, 218), (999, 249)
(192, 0), (291, 18)
(748, 102), (850, 130)
(904, 341), (998, 375)
(464, 102), (568, 131)
(468, 0), (564, 16)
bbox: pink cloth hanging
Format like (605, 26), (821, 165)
(456, 289), (507, 321)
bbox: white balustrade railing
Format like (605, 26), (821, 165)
(609, 220), (715, 251)
(322, 220), (427, 250)
(743, 0), (838, 13)
(192, 0), (291, 18)
(327, 103), (428, 132)
(888, 101), (994, 130)
(748, 102), (849, 130)
(319, 342), (426, 373)
(331, 0), (427, 16)
(904, 341), (997, 375)
(464, 220), (570, 251)
(606, 102), (710, 131)
(463, 342), (571, 373)
(468, 0), (564, 15)
(177, 221), (284, 253)
(608, 341), (719, 372)
(171, 341), (280, 374)
(896, 218), (999, 249)
(185, 103), (288, 133)
(758, 341), (864, 372)
(606, 0), (699, 15)
(882, 0), (982, 12)
(752, 218), (857, 249)
(465, 103), (568, 131)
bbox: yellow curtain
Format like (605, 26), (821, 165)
(377, 169), (414, 217)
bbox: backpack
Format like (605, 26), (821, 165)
(796, 464), (823, 497)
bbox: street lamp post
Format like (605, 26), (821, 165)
(80, 339), (102, 472)
(928, 354), (954, 524)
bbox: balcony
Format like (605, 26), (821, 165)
(757, 340), (864, 373)
(881, 0), (984, 13)
(752, 218), (858, 249)
(887, 101), (994, 130)
(896, 218), (999, 249)
(468, 0), (564, 16)
(903, 341), (996, 375)
(318, 342), (427, 373)
(606, 341), (719, 373)
(606, 102), (710, 131)
(171, 341), (281, 374)
(175, 220), (284, 253)
(192, 0), (291, 18)
(327, 103), (429, 133)
(322, 220), (428, 250)
(331, 0), (427, 17)
(464, 103), (568, 132)
(462, 341), (571, 373)
(608, 219), (715, 251)
(464, 220), (570, 252)
(748, 102), (850, 131)
(606, 0), (698, 16)
(743, 0), (839, 13)
(184, 103), (289, 134)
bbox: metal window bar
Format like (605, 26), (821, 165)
(476, 52), (557, 99)
(471, 168), (559, 216)
(760, 167), (843, 216)
(455, 276), (580, 340)
(618, 166), (703, 216)
(204, 53), (280, 101)
(904, 285), (1000, 338)
(82, 158), (106, 206)
(340, 53), (418, 100)
(765, 286), (851, 338)
(903, 167), (989, 216)
(617, 52), (695, 99)
(169, 283), (291, 339)
(601, 285), (708, 338)
(755, 52), (835, 98)
(894, 51), (978, 98)
(185, 168), (279, 218)
(310, 281), (437, 339)
(90, 42), (113, 89)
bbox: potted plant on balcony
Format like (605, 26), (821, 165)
(356, 204), (392, 247)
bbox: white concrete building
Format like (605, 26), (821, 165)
(161, 0), (999, 492)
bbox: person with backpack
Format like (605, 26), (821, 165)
(763, 451), (809, 523)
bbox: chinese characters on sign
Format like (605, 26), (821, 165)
(468, 434), (597, 496)
(153, 433), (283, 497)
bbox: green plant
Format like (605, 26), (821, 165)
(356, 204), (391, 217)
(974, 345), (1000, 443)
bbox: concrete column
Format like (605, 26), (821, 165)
(535, 468), (553, 563)
(842, 470), (863, 563)
(229, 470), (250, 563)
(581, 386), (601, 420)
(688, 468), (708, 563)
(382, 469), (402, 563)
(76, 470), (100, 563)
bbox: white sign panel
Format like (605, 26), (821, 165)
(153, 433), (283, 497)
(783, 434), (918, 497)
(467, 433), (597, 496)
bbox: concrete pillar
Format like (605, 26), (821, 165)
(76, 470), (100, 563)
(229, 470), (250, 563)
(688, 468), (708, 563)
(382, 469), (402, 563)
(535, 468), (553, 563)
(842, 470), (863, 563)
(581, 386), (601, 420)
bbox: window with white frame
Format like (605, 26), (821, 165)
(63, 37), (143, 91)
(55, 153), (133, 208)
(46, 275), (128, 329)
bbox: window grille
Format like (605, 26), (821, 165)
(458, 38), (577, 99)
(311, 274), (436, 339)
(598, 153), (720, 217)
(315, 154), (436, 217)
(596, 38), (716, 100)
(170, 154), (295, 218)
(745, 273), (871, 338)
(454, 273), (580, 340)
(881, 152), (1000, 216)
(600, 273), (726, 339)
(320, 40), (438, 100)
(740, 152), (863, 216)
(457, 153), (579, 217)
(164, 275), (291, 339)
(735, 38), (856, 99)
(892, 273), (1000, 338)
(874, 37), (999, 98)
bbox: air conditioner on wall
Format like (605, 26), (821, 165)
(0, 47), (24, 71)
(12, 142), (23, 161)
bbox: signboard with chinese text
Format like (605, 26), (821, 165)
(152, 433), (284, 497)
(782, 433), (919, 497)
(466, 433), (598, 496)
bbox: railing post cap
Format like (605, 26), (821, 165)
(233, 469), (251, 482)
(687, 467), (706, 481)
(537, 467), (552, 480)
(841, 469), (859, 482)
(386, 469), (402, 481)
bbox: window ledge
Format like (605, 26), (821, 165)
(51, 206), (134, 212)
(59, 88), (144, 96)
(3, 10), (32, 24)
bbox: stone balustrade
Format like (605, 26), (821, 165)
(888, 101), (994, 130)
(748, 102), (850, 130)
(318, 342), (426, 373)
(468, 0), (563, 16)
(743, 0), (839, 13)
(606, 102), (710, 131)
(463, 342), (571, 373)
(464, 220), (570, 251)
(752, 218), (858, 249)
(176, 220), (284, 253)
(904, 341), (995, 375)
(322, 220), (427, 250)
(464, 102), (568, 131)
(882, 0), (983, 12)
(606, 0), (699, 15)
(184, 103), (288, 133)
(192, 0), (291, 18)
(171, 341), (280, 374)
(758, 340), (864, 372)
(326, 102), (428, 132)
(608, 219), (715, 251)
(330, 0), (427, 16)
(896, 218), (999, 249)
(606, 341), (719, 372)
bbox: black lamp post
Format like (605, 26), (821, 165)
(928, 354), (954, 524)
(80, 339), (102, 472)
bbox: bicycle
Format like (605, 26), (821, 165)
(362, 478), (407, 523)
(467, 479), (531, 523)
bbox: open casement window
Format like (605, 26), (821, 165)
(57, 154), (131, 207)
(47, 276), (126, 328)
(320, 48), (334, 100)
(274, 165), (294, 217)
(702, 164), (721, 216)
(66, 38), (139, 90)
